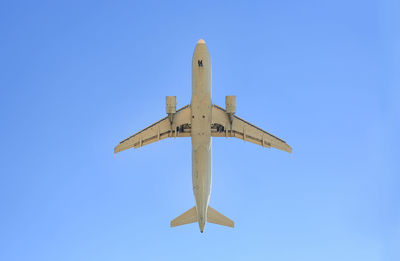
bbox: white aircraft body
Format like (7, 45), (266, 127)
(114, 39), (292, 233)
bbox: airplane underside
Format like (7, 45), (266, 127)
(114, 39), (292, 233)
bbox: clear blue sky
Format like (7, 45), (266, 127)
(1, 1), (399, 260)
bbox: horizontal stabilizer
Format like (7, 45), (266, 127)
(207, 206), (234, 228)
(170, 207), (197, 227)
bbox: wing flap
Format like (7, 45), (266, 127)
(211, 105), (292, 153)
(114, 105), (191, 153)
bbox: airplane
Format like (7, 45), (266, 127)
(114, 39), (292, 233)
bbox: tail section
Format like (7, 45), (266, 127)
(170, 207), (197, 227)
(170, 206), (234, 230)
(207, 206), (234, 228)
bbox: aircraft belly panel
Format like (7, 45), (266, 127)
(191, 40), (212, 231)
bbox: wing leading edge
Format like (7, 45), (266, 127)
(211, 105), (292, 153)
(114, 105), (191, 153)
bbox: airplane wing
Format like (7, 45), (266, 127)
(114, 105), (191, 153)
(211, 105), (292, 153)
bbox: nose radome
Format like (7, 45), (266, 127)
(197, 39), (206, 44)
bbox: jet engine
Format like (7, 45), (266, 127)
(166, 96), (177, 124)
(225, 95), (236, 114)
(225, 96), (236, 124)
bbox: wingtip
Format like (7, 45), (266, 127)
(283, 143), (293, 154)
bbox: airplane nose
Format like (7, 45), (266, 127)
(197, 39), (206, 44)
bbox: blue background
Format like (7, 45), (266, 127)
(1, 1), (399, 260)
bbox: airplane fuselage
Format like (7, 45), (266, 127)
(114, 39), (291, 233)
(190, 40), (212, 233)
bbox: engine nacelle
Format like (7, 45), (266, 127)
(225, 95), (236, 114)
(166, 96), (177, 124)
(166, 96), (177, 114)
(225, 96), (236, 125)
